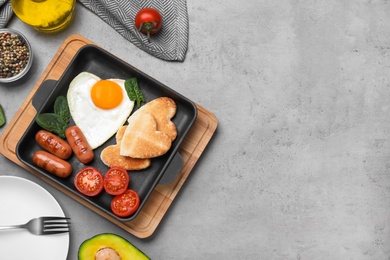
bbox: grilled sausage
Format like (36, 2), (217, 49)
(32, 150), (72, 178)
(65, 126), (94, 164)
(35, 130), (72, 160)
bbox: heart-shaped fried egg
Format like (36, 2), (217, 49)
(67, 72), (134, 149)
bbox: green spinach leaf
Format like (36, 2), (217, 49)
(35, 95), (70, 138)
(125, 78), (145, 108)
(54, 95), (70, 125)
(0, 105), (5, 127)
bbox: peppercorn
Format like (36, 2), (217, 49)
(0, 32), (30, 79)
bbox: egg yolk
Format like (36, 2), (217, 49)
(91, 80), (123, 109)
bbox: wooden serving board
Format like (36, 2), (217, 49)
(0, 34), (218, 238)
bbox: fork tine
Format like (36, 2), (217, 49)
(44, 224), (71, 229)
(43, 222), (70, 228)
(43, 229), (70, 235)
(44, 226), (70, 230)
(41, 217), (70, 221)
(44, 221), (71, 225)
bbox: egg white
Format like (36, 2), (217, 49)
(67, 72), (134, 149)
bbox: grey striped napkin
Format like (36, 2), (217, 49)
(0, 0), (12, 27)
(0, 0), (189, 61)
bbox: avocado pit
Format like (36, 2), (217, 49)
(95, 247), (121, 260)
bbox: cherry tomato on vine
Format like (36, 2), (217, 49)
(74, 167), (104, 196)
(135, 8), (162, 42)
(111, 189), (140, 217)
(104, 167), (130, 195)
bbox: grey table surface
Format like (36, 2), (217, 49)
(1, 1), (390, 259)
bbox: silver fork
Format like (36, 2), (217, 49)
(0, 217), (70, 235)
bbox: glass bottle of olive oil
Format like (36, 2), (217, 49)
(10, 0), (76, 33)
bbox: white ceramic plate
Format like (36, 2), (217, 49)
(0, 176), (69, 259)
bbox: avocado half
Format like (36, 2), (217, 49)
(78, 233), (150, 260)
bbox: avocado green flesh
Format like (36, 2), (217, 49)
(78, 233), (150, 260)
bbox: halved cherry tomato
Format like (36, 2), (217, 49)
(74, 167), (104, 196)
(104, 167), (130, 195)
(111, 189), (140, 217)
(135, 8), (162, 42)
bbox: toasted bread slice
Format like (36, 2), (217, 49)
(116, 125), (127, 142)
(120, 112), (173, 158)
(101, 126), (151, 170)
(133, 97), (177, 141)
(119, 97), (177, 159)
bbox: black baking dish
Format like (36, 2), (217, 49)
(16, 45), (197, 222)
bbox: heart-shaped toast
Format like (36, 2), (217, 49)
(119, 97), (177, 159)
(131, 97), (177, 141)
(101, 126), (151, 170)
(120, 112), (173, 158)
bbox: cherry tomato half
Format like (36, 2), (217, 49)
(135, 8), (162, 41)
(74, 167), (104, 196)
(111, 189), (140, 217)
(104, 167), (130, 195)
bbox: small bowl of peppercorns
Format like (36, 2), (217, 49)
(0, 28), (33, 83)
